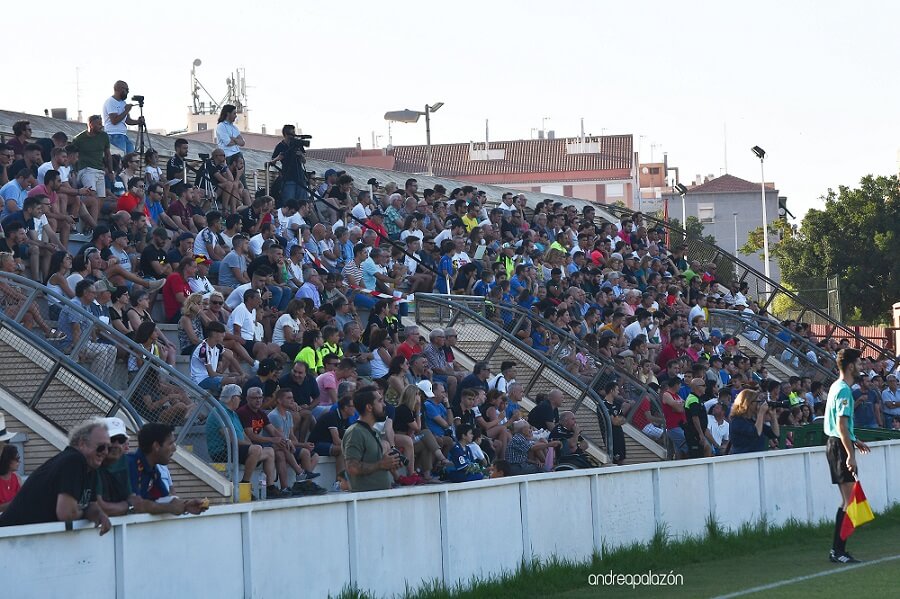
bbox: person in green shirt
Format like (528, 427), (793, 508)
(342, 385), (400, 492)
(72, 115), (112, 199)
(824, 348), (870, 564)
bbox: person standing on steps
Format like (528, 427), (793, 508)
(825, 348), (870, 564)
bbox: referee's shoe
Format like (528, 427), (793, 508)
(829, 549), (861, 564)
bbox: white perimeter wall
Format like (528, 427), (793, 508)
(3, 441), (899, 599)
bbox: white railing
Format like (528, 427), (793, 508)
(2, 440), (899, 599)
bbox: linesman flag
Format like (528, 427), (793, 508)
(840, 480), (875, 541)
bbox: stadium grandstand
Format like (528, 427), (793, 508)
(1, 104), (899, 598)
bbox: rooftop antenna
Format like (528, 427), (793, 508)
(75, 67), (83, 122)
(485, 119), (489, 148)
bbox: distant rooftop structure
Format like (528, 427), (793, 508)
(685, 174), (772, 194)
(307, 135), (633, 183)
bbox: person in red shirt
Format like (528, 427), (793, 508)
(362, 210), (388, 247)
(656, 330), (687, 369)
(396, 325), (423, 360)
(117, 176), (151, 220)
(162, 256), (196, 322)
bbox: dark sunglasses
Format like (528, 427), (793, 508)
(111, 435), (128, 445)
(95, 443), (110, 454)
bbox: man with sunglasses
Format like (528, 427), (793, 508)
(0, 418), (112, 534)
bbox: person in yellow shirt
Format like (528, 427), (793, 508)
(462, 202), (480, 233)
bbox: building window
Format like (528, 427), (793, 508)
(197, 123), (208, 132)
(606, 183), (624, 198)
(698, 203), (715, 223)
(649, 167), (660, 175)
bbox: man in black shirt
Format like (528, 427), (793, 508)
(0, 419), (111, 533)
(166, 138), (190, 195)
(139, 228), (173, 279)
(243, 358), (280, 409)
(309, 395), (355, 477)
(527, 389), (564, 430)
(684, 377), (713, 458)
(271, 125), (308, 203)
(601, 382), (627, 465)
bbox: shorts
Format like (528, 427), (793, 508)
(212, 444), (252, 465)
(313, 441), (333, 456)
(79, 167), (107, 198)
(242, 339), (258, 355)
(826, 436), (855, 484)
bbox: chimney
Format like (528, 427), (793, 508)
(261, 124), (267, 135)
(547, 130), (555, 140)
(694, 174), (702, 186)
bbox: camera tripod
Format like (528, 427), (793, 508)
(132, 97), (153, 171)
(195, 157), (219, 211)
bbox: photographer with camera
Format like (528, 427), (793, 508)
(271, 125), (309, 202)
(102, 81), (144, 153)
(728, 389), (780, 454)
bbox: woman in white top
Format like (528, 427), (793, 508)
(45, 251), (75, 319)
(368, 328), (393, 380)
(273, 299), (304, 357)
(399, 214), (425, 243)
(119, 152), (141, 190)
(215, 104), (246, 184)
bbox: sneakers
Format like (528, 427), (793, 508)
(303, 470), (321, 481)
(397, 474), (422, 486)
(829, 549), (861, 564)
(45, 329), (66, 341)
(291, 480), (327, 496)
(266, 485), (292, 499)
(147, 279), (166, 292)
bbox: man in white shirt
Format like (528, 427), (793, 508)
(351, 191), (374, 222)
(623, 309), (653, 345)
(487, 361), (516, 393)
(706, 402), (730, 455)
(226, 289), (280, 362)
(497, 192), (516, 214)
(102, 80), (142, 153)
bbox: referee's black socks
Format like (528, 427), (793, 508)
(832, 507), (846, 553)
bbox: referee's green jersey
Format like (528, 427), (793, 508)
(824, 380), (856, 441)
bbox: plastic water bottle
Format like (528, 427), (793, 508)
(258, 474), (267, 500)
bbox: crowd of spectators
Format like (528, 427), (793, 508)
(2, 81), (900, 509)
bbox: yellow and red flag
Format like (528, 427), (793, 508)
(840, 481), (875, 540)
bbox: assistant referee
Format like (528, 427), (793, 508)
(824, 348), (870, 564)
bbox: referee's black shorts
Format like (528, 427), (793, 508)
(826, 436), (855, 484)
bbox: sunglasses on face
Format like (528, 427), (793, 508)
(95, 443), (110, 454)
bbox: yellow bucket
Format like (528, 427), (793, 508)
(238, 482), (252, 503)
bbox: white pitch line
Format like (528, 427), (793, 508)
(711, 553), (900, 599)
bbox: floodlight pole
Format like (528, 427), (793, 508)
(425, 104), (433, 176)
(757, 156), (772, 294)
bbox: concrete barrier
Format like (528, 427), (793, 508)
(3, 441), (899, 599)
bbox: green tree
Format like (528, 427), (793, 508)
(667, 216), (716, 247)
(770, 175), (900, 322)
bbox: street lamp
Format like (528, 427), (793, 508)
(733, 212), (739, 255)
(384, 102), (444, 176)
(673, 182), (688, 232)
(751, 146), (772, 293)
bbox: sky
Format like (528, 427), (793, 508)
(7, 0), (899, 221)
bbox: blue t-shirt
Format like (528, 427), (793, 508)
(729, 417), (766, 454)
(472, 280), (494, 297)
(206, 407), (246, 458)
(436, 255), (455, 294)
(127, 450), (170, 500)
(423, 400), (450, 437)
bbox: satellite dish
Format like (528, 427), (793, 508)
(193, 58), (202, 67)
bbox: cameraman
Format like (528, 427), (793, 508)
(102, 80), (143, 153)
(728, 389), (779, 454)
(271, 125), (308, 202)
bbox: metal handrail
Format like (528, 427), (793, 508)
(413, 293), (614, 457)
(0, 272), (240, 499)
(599, 204), (890, 361)
(710, 309), (838, 375)
(491, 301), (666, 434)
(707, 308), (835, 383)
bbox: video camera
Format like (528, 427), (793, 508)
(131, 95), (145, 107)
(198, 153), (211, 161)
(288, 134), (312, 154)
(767, 399), (791, 409)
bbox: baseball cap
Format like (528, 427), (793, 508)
(102, 417), (127, 439)
(220, 384), (243, 402)
(194, 256), (212, 266)
(710, 329), (723, 339)
(324, 168), (337, 178)
(416, 380), (435, 398)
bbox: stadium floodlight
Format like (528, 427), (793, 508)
(751, 145), (772, 295)
(673, 183), (689, 229)
(384, 103), (445, 175)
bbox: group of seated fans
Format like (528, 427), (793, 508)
(2, 114), (900, 516)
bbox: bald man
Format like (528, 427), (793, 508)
(684, 377), (714, 457)
(103, 80), (143, 153)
